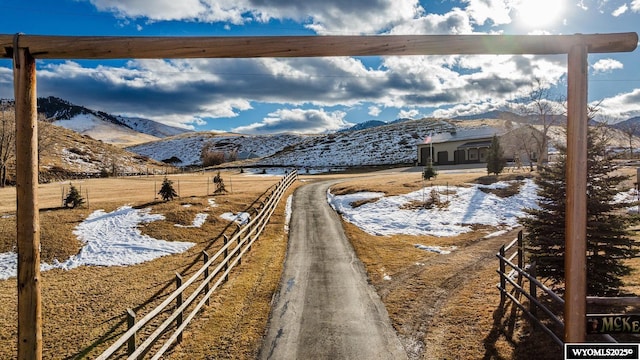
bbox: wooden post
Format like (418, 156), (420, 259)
(529, 262), (537, 318)
(517, 231), (524, 286)
(499, 245), (506, 306)
(203, 251), (210, 306)
(126, 309), (137, 355)
(14, 35), (42, 360)
(223, 235), (229, 282)
(175, 273), (183, 343)
(236, 225), (242, 265)
(565, 43), (589, 343)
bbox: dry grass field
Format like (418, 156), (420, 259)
(0, 170), (300, 359)
(1, 167), (639, 359)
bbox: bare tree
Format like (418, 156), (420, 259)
(0, 100), (15, 187)
(512, 78), (564, 168)
(617, 121), (640, 159)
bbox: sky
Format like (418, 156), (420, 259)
(0, 0), (639, 134)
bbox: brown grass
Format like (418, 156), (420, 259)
(2, 167), (639, 359)
(0, 170), (296, 359)
(331, 168), (640, 360)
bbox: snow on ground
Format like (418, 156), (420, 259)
(220, 212), (251, 225)
(328, 179), (540, 237)
(207, 198), (218, 208)
(284, 195), (293, 233)
(414, 244), (458, 254)
(0, 206), (195, 280)
(0, 252), (18, 280)
(175, 213), (209, 228)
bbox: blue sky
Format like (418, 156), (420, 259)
(0, 0), (639, 134)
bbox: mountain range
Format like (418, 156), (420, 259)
(4, 96), (639, 175)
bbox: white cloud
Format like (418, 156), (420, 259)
(592, 58), (624, 73)
(632, 0), (640, 12)
(84, 0), (422, 34)
(368, 106), (382, 117)
(398, 109), (420, 119)
(577, 0), (589, 10)
(388, 7), (474, 34)
(88, 0), (212, 21)
(232, 108), (352, 134)
(612, 4), (628, 16)
(431, 101), (502, 119)
(594, 88), (640, 120)
(462, 0), (513, 26)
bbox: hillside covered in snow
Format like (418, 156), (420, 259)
(124, 116), (640, 170)
(126, 132), (313, 166)
(37, 97), (190, 146)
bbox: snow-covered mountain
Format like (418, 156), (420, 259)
(126, 118), (454, 168)
(114, 115), (191, 138)
(37, 97), (190, 145)
(124, 116), (640, 169)
(126, 132), (313, 166)
(255, 118), (454, 167)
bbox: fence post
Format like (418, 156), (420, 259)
(126, 308), (136, 356)
(529, 261), (537, 318)
(223, 235), (229, 282)
(248, 221), (253, 251)
(236, 224), (242, 265)
(175, 273), (183, 343)
(499, 245), (506, 306)
(203, 251), (210, 306)
(517, 230), (524, 286)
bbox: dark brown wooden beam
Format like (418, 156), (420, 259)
(0, 33), (637, 59)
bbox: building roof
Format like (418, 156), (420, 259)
(457, 140), (493, 149)
(429, 124), (506, 144)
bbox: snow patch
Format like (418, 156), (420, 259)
(220, 212), (251, 225)
(414, 244), (458, 254)
(328, 179), (539, 237)
(284, 195), (293, 233)
(175, 213), (208, 228)
(0, 206), (195, 280)
(485, 230), (508, 238)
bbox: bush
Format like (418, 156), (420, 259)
(422, 162), (437, 180)
(158, 177), (178, 201)
(200, 143), (226, 166)
(64, 184), (85, 208)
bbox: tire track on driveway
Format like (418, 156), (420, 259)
(259, 179), (407, 360)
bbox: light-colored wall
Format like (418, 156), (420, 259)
(416, 126), (547, 166)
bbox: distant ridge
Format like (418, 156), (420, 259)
(338, 120), (387, 132)
(37, 96), (190, 138)
(452, 110), (525, 121)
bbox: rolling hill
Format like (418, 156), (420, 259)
(37, 97), (190, 146)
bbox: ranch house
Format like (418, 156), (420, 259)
(416, 121), (547, 167)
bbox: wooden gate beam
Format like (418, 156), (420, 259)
(565, 44), (589, 343)
(0, 33), (637, 59)
(13, 35), (42, 360)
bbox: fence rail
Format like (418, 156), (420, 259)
(496, 230), (640, 347)
(96, 170), (297, 359)
(496, 231), (566, 346)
